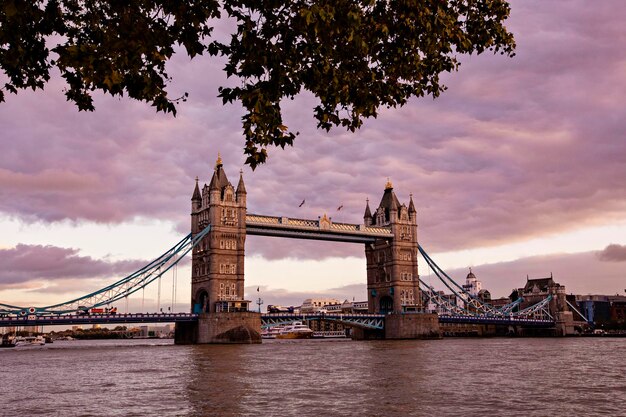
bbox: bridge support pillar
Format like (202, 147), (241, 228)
(554, 311), (575, 336)
(351, 327), (385, 340)
(383, 313), (440, 339)
(175, 312), (262, 344)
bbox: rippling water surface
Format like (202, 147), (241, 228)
(1, 337), (624, 416)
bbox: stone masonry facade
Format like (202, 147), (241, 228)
(190, 155), (247, 314)
(364, 180), (421, 314)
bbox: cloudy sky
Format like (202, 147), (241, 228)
(1, 1), (626, 312)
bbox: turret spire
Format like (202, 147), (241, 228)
(408, 193), (416, 214)
(192, 176), (201, 201)
(236, 169), (247, 194)
(364, 198), (372, 218)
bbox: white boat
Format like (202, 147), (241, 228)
(276, 322), (313, 339)
(312, 331), (347, 338)
(261, 327), (282, 339)
(14, 335), (46, 346)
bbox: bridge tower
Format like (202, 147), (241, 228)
(177, 155), (260, 344)
(190, 154), (249, 314)
(364, 180), (421, 314)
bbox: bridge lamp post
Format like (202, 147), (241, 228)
(255, 286), (264, 313)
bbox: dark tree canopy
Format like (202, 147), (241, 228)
(1, 0), (515, 168)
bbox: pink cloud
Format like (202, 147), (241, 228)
(438, 250), (626, 299)
(250, 246), (626, 307)
(596, 244), (626, 262)
(0, 1), (625, 260)
(0, 244), (146, 290)
(244, 283), (367, 311)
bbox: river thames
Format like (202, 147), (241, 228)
(1, 337), (624, 416)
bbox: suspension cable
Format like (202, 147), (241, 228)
(171, 262), (175, 312)
(157, 272), (162, 313)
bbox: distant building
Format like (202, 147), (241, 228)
(139, 325), (172, 338)
(23, 325), (41, 333)
(517, 274), (573, 321)
(325, 300), (369, 314)
(2, 326), (17, 335)
(489, 297), (512, 309)
(462, 268), (482, 297)
(478, 289), (491, 303)
(301, 298), (340, 313)
(266, 305), (296, 313)
(300, 299), (369, 333)
(426, 291), (465, 315)
(459, 268), (483, 310)
(577, 294), (626, 328)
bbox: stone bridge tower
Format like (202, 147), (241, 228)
(190, 155), (249, 314)
(364, 180), (421, 314)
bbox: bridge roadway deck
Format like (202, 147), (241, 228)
(0, 313), (199, 327)
(437, 315), (555, 327)
(0, 312), (555, 328)
(246, 213), (393, 244)
(262, 313), (555, 328)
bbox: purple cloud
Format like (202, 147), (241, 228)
(438, 250), (626, 299)
(596, 244), (626, 262)
(244, 283), (367, 311)
(0, 244), (146, 289)
(246, 246), (626, 308)
(0, 1), (625, 260)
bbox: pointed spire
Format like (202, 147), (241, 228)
(236, 169), (246, 194)
(209, 153), (229, 191)
(209, 170), (219, 190)
(408, 193), (416, 213)
(364, 198), (372, 219)
(192, 176), (201, 201)
(390, 193), (399, 211)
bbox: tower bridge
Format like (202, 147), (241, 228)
(188, 156), (423, 330)
(1, 155), (574, 342)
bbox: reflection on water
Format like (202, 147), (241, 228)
(1, 338), (624, 416)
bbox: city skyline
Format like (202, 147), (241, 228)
(2, 1), (626, 310)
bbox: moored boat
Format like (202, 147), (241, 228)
(14, 335), (46, 347)
(261, 327), (282, 339)
(276, 322), (313, 339)
(1, 335), (16, 348)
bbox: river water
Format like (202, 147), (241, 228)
(1, 337), (624, 416)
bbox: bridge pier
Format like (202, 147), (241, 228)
(554, 311), (575, 336)
(384, 313), (441, 339)
(351, 313), (441, 340)
(175, 312), (261, 344)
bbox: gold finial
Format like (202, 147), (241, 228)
(385, 177), (393, 190)
(216, 152), (223, 167)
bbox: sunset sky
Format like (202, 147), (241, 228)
(1, 1), (625, 312)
